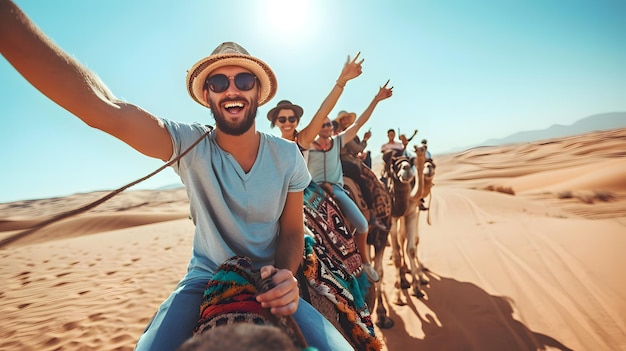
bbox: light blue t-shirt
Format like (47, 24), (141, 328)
(163, 120), (311, 276)
(307, 134), (345, 186)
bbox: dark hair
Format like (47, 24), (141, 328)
(387, 129), (395, 134)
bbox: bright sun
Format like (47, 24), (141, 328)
(265, 0), (309, 37)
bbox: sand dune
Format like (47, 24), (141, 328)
(1, 128), (625, 350)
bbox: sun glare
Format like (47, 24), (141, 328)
(265, 0), (309, 38)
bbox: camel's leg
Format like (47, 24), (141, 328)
(414, 209), (429, 284)
(396, 218), (406, 271)
(375, 288), (394, 329)
(388, 217), (405, 305)
(397, 216), (411, 290)
(372, 242), (394, 329)
(405, 209), (426, 298)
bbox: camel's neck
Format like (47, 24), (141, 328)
(410, 149), (426, 200)
(390, 176), (412, 216)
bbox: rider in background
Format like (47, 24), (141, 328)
(336, 112), (387, 232)
(380, 128), (404, 155)
(308, 82), (394, 283)
(266, 53), (364, 160)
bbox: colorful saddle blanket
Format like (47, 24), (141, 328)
(193, 256), (308, 350)
(302, 182), (382, 351)
(303, 181), (362, 277)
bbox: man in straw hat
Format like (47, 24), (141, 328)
(0, 1), (352, 350)
(308, 82), (394, 283)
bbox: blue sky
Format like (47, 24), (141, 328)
(1, 0), (625, 202)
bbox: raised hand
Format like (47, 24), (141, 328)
(374, 79), (393, 102)
(337, 51), (364, 85)
(363, 129), (372, 141)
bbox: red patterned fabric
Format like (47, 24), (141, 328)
(303, 181), (362, 277)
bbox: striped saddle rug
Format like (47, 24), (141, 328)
(193, 256), (309, 350)
(302, 182), (381, 351)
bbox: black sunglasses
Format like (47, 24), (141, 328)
(204, 72), (257, 93)
(277, 116), (298, 124)
(322, 122), (333, 128)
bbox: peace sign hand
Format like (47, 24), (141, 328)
(337, 51), (364, 85)
(374, 79), (393, 102)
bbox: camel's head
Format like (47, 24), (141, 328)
(414, 145), (426, 158)
(178, 324), (298, 351)
(396, 158), (415, 183)
(384, 153), (415, 184)
(424, 162), (435, 178)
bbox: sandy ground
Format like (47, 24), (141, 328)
(1, 128), (625, 351)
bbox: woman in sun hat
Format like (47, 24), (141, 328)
(266, 53), (364, 162)
(1, 2), (352, 349)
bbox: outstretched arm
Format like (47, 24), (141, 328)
(0, 0), (172, 161)
(342, 80), (393, 143)
(297, 52), (364, 149)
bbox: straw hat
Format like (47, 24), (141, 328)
(186, 42), (277, 108)
(334, 110), (356, 125)
(266, 100), (304, 122)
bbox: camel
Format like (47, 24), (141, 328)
(383, 145), (435, 304)
(178, 324), (298, 351)
(343, 169), (395, 329)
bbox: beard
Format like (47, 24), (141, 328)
(209, 96), (258, 136)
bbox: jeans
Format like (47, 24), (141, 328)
(135, 271), (353, 351)
(332, 184), (369, 234)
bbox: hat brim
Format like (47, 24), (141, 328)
(334, 112), (357, 125)
(186, 54), (277, 108)
(266, 103), (304, 122)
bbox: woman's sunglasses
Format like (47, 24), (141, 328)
(204, 72), (257, 93)
(277, 116), (298, 124)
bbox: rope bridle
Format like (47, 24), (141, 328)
(0, 126), (213, 248)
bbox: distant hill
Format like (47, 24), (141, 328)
(481, 112), (626, 147)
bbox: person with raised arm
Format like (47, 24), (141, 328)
(0, 1), (352, 350)
(307, 81), (393, 283)
(266, 52), (364, 161)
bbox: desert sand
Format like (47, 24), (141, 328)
(1, 128), (625, 351)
